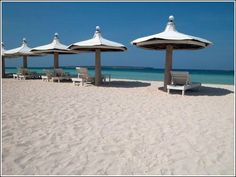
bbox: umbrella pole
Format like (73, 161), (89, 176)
(2, 56), (5, 78)
(54, 52), (59, 68)
(23, 56), (28, 68)
(164, 45), (173, 91)
(95, 49), (101, 86)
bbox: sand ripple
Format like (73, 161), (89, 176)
(2, 79), (234, 175)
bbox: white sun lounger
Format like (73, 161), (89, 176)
(42, 68), (71, 82)
(167, 71), (201, 96)
(17, 68), (40, 80)
(75, 67), (111, 86)
(71, 77), (82, 86)
(75, 67), (95, 86)
(13, 74), (19, 79)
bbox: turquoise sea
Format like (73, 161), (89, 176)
(5, 66), (234, 85)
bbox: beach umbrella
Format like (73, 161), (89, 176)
(31, 33), (78, 68)
(131, 15), (212, 91)
(4, 38), (42, 69)
(68, 26), (127, 86)
(1, 42), (16, 77)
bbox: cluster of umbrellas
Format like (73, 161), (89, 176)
(1, 16), (212, 90)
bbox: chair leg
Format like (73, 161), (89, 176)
(167, 89), (170, 94)
(182, 90), (185, 96)
(73, 81), (79, 86)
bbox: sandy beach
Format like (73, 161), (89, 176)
(2, 78), (234, 175)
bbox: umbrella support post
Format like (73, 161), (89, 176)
(54, 52), (59, 68)
(95, 49), (101, 86)
(2, 56), (5, 78)
(164, 45), (173, 91)
(23, 56), (28, 68)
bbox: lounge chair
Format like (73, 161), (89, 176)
(75, 67), (111, 86)
(17, 68), (40, 80)
(167, 71), (201, 96)
(71, 72), (83, 86)
(41, 68), (71, 82)
(51, 68), (71, 83)
(76, 67), (95, 85)
(13, 73), (19, 79)
(41, 69), (54, 82)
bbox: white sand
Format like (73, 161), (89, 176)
(2, 78), (234, 175)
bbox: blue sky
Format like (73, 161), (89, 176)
(2, 2), (234, 70)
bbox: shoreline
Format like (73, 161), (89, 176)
(5, 66), (235, 72)
(2, 78), (234, 175)
(4, 67), (234, 86)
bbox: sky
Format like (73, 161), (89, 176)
(2, 2), (234, 70)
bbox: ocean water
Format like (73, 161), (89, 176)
(5, 66), (234, 85)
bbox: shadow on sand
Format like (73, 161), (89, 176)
(159, 85), (234, 96)
(102, 80), (151, 88)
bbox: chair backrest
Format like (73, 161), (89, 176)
(76, 67), (89, 78)
(54, 68), (65, 77)
(44, 69), (54, 77)
(170, 71), (190, 85)
(18, 68), (29, 75)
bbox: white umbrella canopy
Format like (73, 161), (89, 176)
(69, 26), (127, 86)
(31, 33), (78, 68)
(69, 26), (127, 51)
(4, 38), (38, 56)
(131, 15), (212, 91)
(4, 38), (42, 68)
